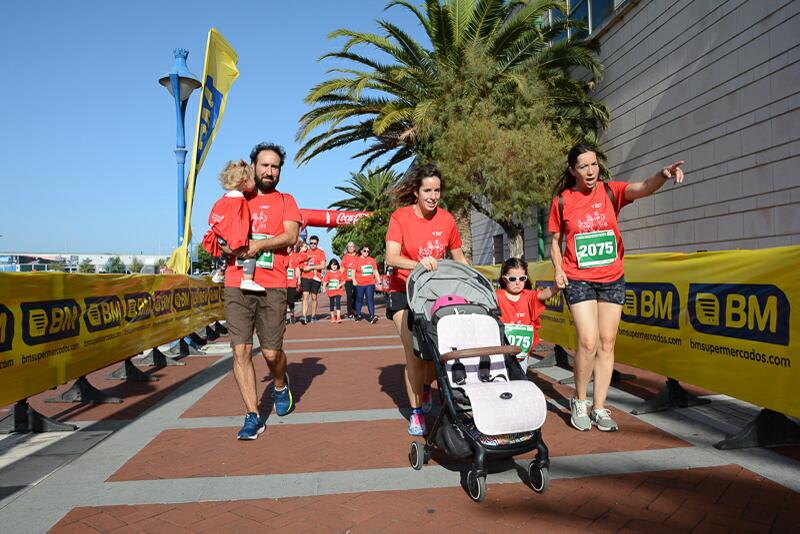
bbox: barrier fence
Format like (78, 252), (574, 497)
(0, 273), (224, 408)
(476, 246), (800, 421)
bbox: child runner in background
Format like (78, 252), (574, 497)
(322, 259), (347, 323)
(202, 160), (264, 292)
(285, 244), (300, 323)
(496, 257), (560, 371)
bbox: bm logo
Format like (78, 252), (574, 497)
(689, 284), (789, 345)
(83, 296), (124, 332)
(173, 288), (191, 312)
(22, 300), (82, 345)
(152, 290), (173, 317)
(536, 280), (563, 312)
(124, 293), (152, 323)
(622, 283), (680, 329)
(0, 304), (14, 352)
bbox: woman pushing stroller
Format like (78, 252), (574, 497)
(385, 164), (468, 436)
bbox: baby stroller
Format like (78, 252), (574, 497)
(406, 260), (550, 502)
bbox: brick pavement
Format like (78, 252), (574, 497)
(1, 307), (799, 532)
(54, 465), (800, 533)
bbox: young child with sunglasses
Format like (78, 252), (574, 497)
(496, 257), (561, 371)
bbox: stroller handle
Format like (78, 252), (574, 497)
(439, 345), (520, 362)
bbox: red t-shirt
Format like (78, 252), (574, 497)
(354, 255), (378, 286)
(285, 252), (299, 288)
(322, 270), (347, 296)
(547, 181), (632, 283)
(224, 190), (302, 289)
(208, 193), (250, 250)
(341, 253), (358, 282)
(385, 205), (463, 293)
(496, 289), (544, 349)
(300, 248), (326, 281)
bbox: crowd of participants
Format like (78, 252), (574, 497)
(203, 140), (684, 440)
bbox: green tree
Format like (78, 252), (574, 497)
(48, 260), (66, 272)
(129, 257), (144, 274)
(79, 258), (95, 273)
(331, 209), (392, 268)
(329, 168), (400, 212)
(195, 247), (214, 273)
(426, 46), (567, 258)
(105, 256), (126, 274)
(297, 1), (608, 259)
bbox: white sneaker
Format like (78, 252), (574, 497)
(240, 279), (266, 292)
(211, 270), (225, 284)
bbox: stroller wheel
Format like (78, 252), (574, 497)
(528, 462), (549, 493)
(466, 469), (486, 502)
(409, 441), (426, 470)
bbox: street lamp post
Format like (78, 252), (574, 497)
(159, 49), (201, 247)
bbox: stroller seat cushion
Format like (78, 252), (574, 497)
(456, 381), (546, 435)
(437, 314), (502, 353)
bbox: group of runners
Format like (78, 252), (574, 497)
(205, 141), (684, 440)
(283, 238), (383, 326)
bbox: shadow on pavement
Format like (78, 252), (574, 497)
(258, 357), (326, 415)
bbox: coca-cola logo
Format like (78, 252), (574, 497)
(335, 212), (369, 225)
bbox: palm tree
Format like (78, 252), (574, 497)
(297, 0), (606, 169)
(328, 168), (400, 212)
(297, 0), (608, 260)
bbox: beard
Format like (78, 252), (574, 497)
(256, 175), (279, 193)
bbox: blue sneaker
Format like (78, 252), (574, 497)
(273, 374), (294, 416)
(236, 412), (265, 440)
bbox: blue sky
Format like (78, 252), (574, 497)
(0, 1), (423, 258)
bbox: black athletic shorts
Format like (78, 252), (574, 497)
(286, 287), (298, 307)
(300, 278), (322, 294)
(386, 291), (414, 330)
(563, 276), (626, 306)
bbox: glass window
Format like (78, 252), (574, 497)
(493, 235), (505, 265)
(591, 0), (615, 31)
(550, 8), (567, 44)
(569, 0), (589, 40)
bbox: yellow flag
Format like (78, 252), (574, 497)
(168, 28), (239, 274)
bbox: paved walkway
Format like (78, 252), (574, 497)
(1, 306), (799, 533)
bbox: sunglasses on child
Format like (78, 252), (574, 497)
(504, 275), (528, 282)
(361, 249), (369, 253)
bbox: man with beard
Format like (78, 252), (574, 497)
(222, 142), (302, 440)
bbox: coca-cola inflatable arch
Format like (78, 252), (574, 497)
(299, 209), (371, 228)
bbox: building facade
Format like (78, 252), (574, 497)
(472, 0), (800, 264)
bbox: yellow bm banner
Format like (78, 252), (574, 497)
(477, 246), (799, 419)
(0, 273), (223, 407)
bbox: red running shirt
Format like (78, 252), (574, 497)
(341, 253), (358, 282)
(224, 191), (302, 289)
(496, 289), (544, 348)
(354, 255), (378, 286)
(208, 193), (250, 250)
(322, 270), (347, 296)
(547, 181), (632, 283)
(300, 248), (326, 281)
(285, 252), (299, 288)
(385, 205), (462, 293)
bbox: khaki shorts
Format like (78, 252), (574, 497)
(224, 287), (287, 350)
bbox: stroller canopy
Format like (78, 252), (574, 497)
(406, 260), (497, 319)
